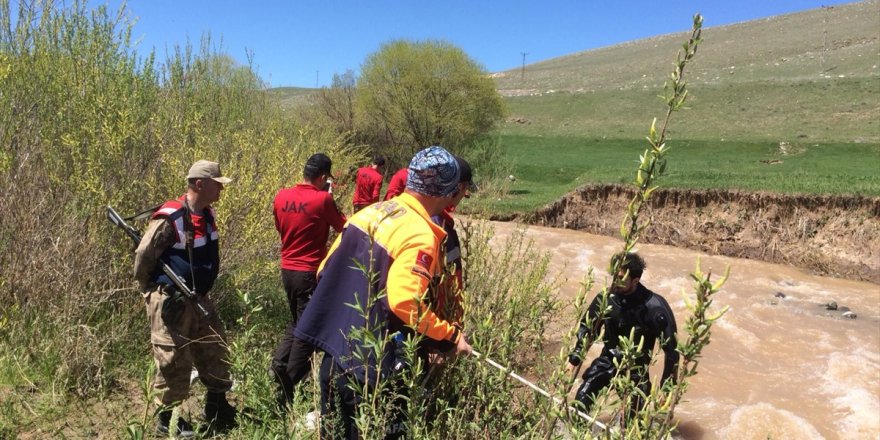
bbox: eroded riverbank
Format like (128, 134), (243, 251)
(499, 185), (880, 283)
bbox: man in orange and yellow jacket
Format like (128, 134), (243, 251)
(294, 146), (472, 439)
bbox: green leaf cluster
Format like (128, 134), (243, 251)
(0, 0), (355, 417)
(322, 40), (506, 163)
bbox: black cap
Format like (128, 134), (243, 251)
(373, 156), (386, 166)
(304, 153), (335, 179)
(454, 156), (477, 192)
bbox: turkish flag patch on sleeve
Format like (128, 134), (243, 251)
(415, 250), (433, 269)
(412, 250), (434, 279)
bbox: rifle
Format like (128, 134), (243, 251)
(106, 205), (197, 301)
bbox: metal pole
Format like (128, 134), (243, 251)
(471, 350), (609, 432)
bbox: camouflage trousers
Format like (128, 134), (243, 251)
(144, 286), (232, 406)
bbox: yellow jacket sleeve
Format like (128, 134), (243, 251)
(386, 239), (461, 343)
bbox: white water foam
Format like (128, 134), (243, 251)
(575, 248), (595, 272)
(820, 348), (880, 438)
(717, 403), (824, 440)
(714, 314), (761, 349)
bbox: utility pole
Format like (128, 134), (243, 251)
(520, 52), (528, 81)
(316, 70), (319, 88)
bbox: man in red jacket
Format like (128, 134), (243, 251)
(352, 156), (385, 212)
(384, 167), (408, 200)
(270, 153), (347, 408)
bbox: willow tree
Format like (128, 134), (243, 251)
(355, 39), (504, 161)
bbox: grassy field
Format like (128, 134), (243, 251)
(469, 1), (880, 215)
(493, 1), (879, 96)
(474, 135), (880, 215)
(500, 77), (878, 143)
(267, 86), (316, 108)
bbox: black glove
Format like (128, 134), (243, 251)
(161, 288), (186, 326)
(569, 320), (589, 366)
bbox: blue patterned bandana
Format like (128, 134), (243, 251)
(406, 146), (460, 197)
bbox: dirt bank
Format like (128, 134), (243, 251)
(506, 185), (880, 283)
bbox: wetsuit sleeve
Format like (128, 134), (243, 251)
(569, 294), (603, 366)
(322, 193), (347, 232)
(133, 219), (176, 290)
(655, 306), (680, 384)
(386, 239), (461, 345)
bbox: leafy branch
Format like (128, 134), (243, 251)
(555, 13), (710, 438)
(621, 13), (703, 255)
(663, 259), (729, 427)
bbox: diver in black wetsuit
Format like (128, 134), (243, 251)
(568, 252), (679, 414)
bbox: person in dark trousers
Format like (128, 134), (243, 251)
(270, 153), (346, 409)
(383, 167), (408, 200)
(352, 156), (384, 212)
(133, 160), (237, 437)
(568, 252), (679, 416)
(295, 146), (473, 439)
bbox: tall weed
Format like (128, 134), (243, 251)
(0, 0), (356, 434)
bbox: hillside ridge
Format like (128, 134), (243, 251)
(494, 0), (878, 93)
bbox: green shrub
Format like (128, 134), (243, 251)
(0, 0), (357, 433)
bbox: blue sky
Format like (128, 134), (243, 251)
(87, 1), (856, 88)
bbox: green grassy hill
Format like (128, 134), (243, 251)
(268, 2), (878, 144)
(480, 1), (880, 214)
(267, 86), (317, 108)
(494, 1), (879, 143)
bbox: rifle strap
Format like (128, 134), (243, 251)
(182, 195), (198, 295)
(124, 203), (162, 222)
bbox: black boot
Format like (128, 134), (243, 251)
(204, 392), (237, 432)
(275, 387), (291, 414)
(270, 365), (293, 413)
(156, 409), (195, 438)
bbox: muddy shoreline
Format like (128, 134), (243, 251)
(493, 185), (880, 283)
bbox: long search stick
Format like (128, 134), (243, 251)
(471, 350), (609, 432)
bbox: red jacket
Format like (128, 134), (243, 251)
(352, 166), (383, 206)
(384, 168), (408, 200)
(274, 183), (346, 271)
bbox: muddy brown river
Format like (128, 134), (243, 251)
(485, 220), (880, 440)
